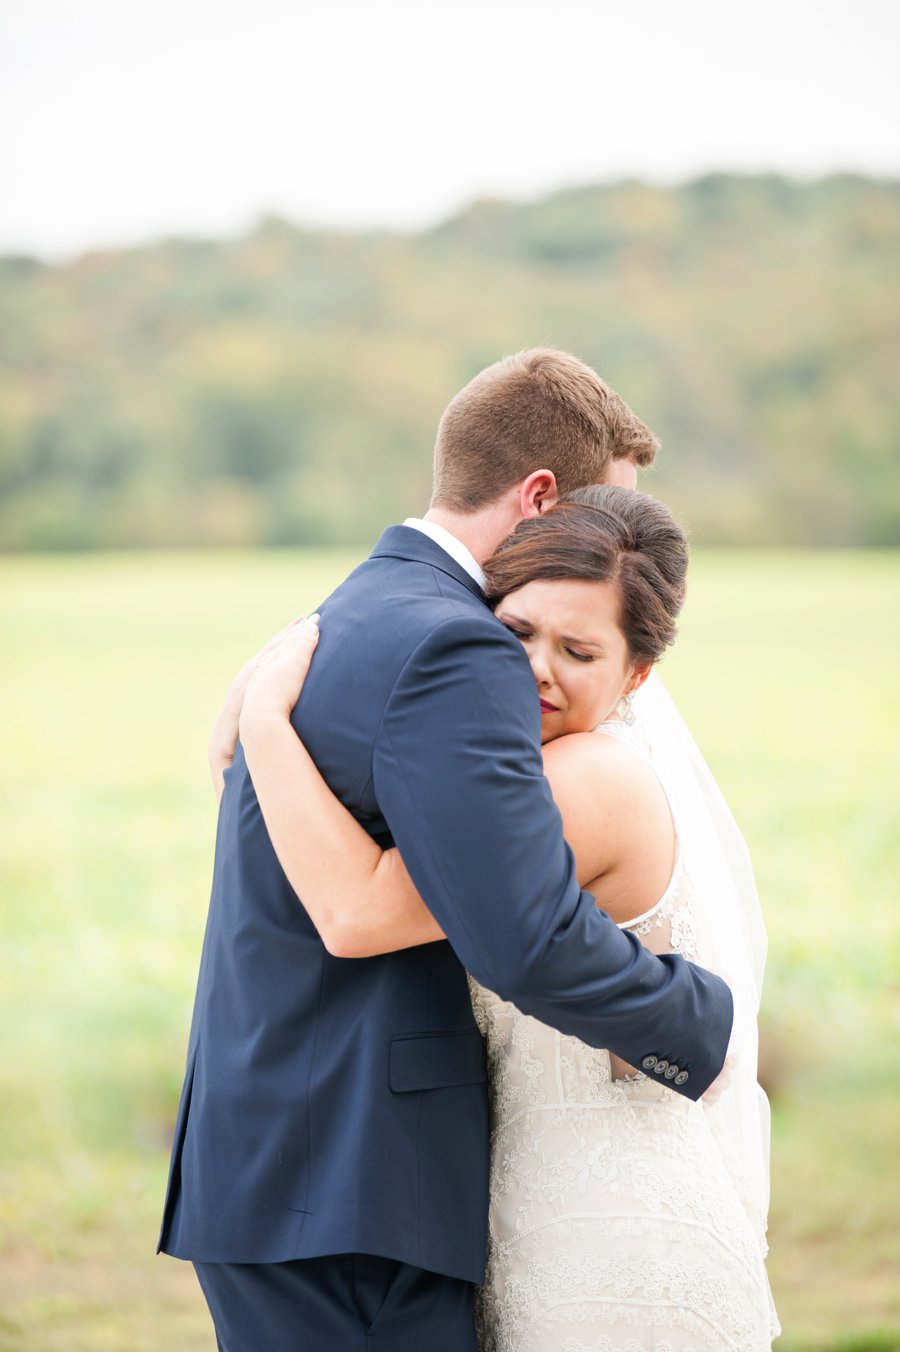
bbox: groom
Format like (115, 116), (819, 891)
(159, 349), (734, 1350)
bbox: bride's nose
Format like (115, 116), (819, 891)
(529, 647), (553, 688)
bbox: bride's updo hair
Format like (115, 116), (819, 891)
(482, 485), (688, 668)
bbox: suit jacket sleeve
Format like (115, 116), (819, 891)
(372, 612), (733, 1100)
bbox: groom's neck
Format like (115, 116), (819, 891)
(422, 502), (519, 567)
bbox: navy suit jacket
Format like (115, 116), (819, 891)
(159, 526), (732, 1283)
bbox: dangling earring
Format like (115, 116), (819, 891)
(617, 691), (636, 726)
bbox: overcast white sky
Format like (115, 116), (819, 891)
(2, 0), (898, 259)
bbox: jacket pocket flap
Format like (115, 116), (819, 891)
(389, 1030), (486, 1093)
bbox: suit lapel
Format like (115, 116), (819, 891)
(370, 525), (488, 603)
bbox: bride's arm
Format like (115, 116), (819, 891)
(239, 618), (445, 957)
(234, 619), (665, 959)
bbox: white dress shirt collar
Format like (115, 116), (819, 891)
(403, 517), (486, 588)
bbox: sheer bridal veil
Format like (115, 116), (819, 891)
(632, 672), (773, 1255)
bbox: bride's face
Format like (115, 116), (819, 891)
(495, 577), (645, 743)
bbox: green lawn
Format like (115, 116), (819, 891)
(1, 547), (898, 1351)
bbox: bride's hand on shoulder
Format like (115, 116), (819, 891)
(208, 615), (319, 800)
(241, 613), (321, 727)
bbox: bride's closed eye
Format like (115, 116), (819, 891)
(501, 620), (597, 664)
(501, 622), (532, 642)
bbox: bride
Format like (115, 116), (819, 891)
(216, 486), (779, 1350)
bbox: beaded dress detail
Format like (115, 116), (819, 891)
(470, 718), (779, 1351)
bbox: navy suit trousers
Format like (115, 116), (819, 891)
(193, 1253), (476, 1351)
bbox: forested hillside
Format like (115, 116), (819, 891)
(2, 173), (898, 548)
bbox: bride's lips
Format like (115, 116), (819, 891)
(539, 699), (559, 714)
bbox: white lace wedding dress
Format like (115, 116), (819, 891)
(470, 705), (780, 1352)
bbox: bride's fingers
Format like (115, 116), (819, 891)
(257, 615), (309, 658)
(223, 615), (320, 757)
(259, 612), (321, 657)
(223, 617), (304, 699)
(236, 613), (317, 684)
(276, 615), (320, 669)
(248, 615), (320, 692)
(263, 614), (319, 655)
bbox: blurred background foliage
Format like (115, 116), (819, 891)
(2, 172), (899, 552)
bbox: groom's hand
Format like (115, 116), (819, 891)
(701, 1053), (736, 1105)
(698, 965), (744, 1105)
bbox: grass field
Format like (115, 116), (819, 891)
(1, 547), (898, 1351)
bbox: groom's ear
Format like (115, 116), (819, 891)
(518, 469), (559, 519)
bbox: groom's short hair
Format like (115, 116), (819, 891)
(431, 348), (659, 512)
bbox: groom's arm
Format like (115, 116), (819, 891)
(372, 614), (733, 1101)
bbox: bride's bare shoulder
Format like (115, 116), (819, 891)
(541, 729), (673, 887)
(541, 728), (662, 807)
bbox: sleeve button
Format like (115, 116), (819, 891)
(653, 1059), (669, 1075)
(664, 1064), (679, 1080)
(641, 1055), (658, 1071)
(674, 1070), (689, 1086)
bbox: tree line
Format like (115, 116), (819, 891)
(1, 173), (898, 549)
